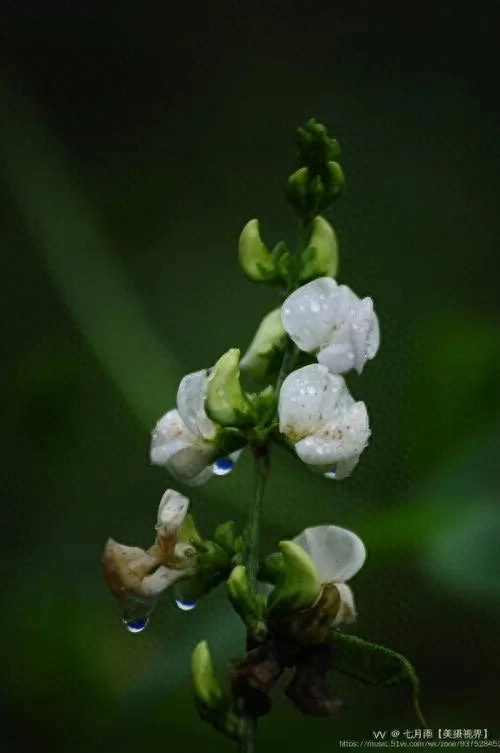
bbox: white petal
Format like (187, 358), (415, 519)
(150, 409), (216, 484)
(281, 277), (342, 352)
(142, 565), (184, 596)
(293, 525), (366, 582)
(176, 370), (216, 440)
(317, 337), (356, 375)
(294, 401), (370, 466)
(332, 583), (357, 625)
(278, 364), (348, 440)
(156, 489), (189, 533)
(349, 297), (380, 373)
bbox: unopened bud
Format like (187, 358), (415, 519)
(238, 219), (278, 282)
(206, 348), (254, 427)
(267, 541), (321, 613)
(240, 308), (286, 382)
(299, 216), (338, 282)
(191, 641), (224, 710)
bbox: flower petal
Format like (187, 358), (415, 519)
(292, 525), (366, 582)
(332, 583), (357, 625)
(150, 409), (216, 485)
(155, 489), (189, 557)
(101, 538), (181, 612)
(294, 401), (370, 466)
(177, 370), (216, 440)
(279, 364), (349, 441)
(349, 297), (380, 373)
(281, 277), (342, 352)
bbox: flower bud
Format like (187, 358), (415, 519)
(325, 160), (345, 198)
(285, 166), (310, 212)
(213, 520), (237, 553)
(299, 216), (338, 282)
(191, 641), (224, 711)
(238, 219), (278, 282)
(228, 566), (267, 640)
(240, 308), (286, 383)
(206, 348), (255, 427)
(267, 541), (321, 613)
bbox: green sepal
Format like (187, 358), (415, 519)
(267, 541), (321, 613)
(299, 215), (338, 282)
(331, 633), (425, 725)
(175, 540), (232, 601)
(213, 521), (238, 554)
(249, 385), (277, 428)
(206, 348), (255, 427)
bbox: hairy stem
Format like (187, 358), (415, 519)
(239, 445), (269, 753)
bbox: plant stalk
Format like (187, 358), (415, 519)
(239, 445), (269, 753)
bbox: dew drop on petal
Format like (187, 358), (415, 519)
(310, 300), (320, 313)
(175, 598), (197, 612)
(324, 467), (337, 479)
(213, 457), (234, 476)
(123, 616), (150, 634)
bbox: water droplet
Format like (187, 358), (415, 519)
(123, 616), (150, 633)
(310, 300), (320, 313)
(213, 457), (234, 476)
(324, 467), (337, 479)
(175, 598), (197, 612)
(216, 386), (224, 398)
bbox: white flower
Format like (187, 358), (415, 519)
(281, 277), (380, 375)
(101, 489), (196, 618)
(150, 369), (241, 486)
(293, 524), (366, 625)
(278, 364), (370, 479)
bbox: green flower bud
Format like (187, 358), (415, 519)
(324, 161), (344, 200)
(240, 308), (286, 383)
(299, 216), (338, 282)
(239, 219), (278, 282)
(296, 119), (341, 168)
(206, 348), (255, 427)
(267, 541), (321, 613)
(286, 166), (309, 212)
(227, 565), (267, 639)
(260, 551), (285, 584)
(191, 640), (224, 710)
(213, 520), (237, 553)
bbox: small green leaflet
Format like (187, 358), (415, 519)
(331, 633), (426, 726)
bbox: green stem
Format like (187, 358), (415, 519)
(239, 445), (269, 753)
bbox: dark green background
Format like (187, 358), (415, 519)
(1, 2), (499, 751)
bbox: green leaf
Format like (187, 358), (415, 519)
(331, 633), (425, 725)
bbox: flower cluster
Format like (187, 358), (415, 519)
(101, 120), (422, 746)
(150, 264), (379, 486)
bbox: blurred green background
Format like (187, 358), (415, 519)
(1, 2), (500, 751)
